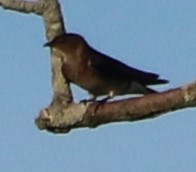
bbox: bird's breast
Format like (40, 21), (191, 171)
(61, 61), (111, 95)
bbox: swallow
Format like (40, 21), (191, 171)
(44, 33), (168, 101)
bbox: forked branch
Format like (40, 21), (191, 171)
(0, 0), (195, 134)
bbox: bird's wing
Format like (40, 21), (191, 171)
(89, 48), (168, 85)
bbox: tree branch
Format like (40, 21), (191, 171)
(0, 0), (73, 104)
(35, 82), (196, 134)
(1, 1), (195, 134)
(0, 0), (44, 14)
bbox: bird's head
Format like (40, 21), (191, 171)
(44, 34), (67, 47)
(44, 33), (86, 48)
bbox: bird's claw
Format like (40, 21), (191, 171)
(80, 97), (96, 104)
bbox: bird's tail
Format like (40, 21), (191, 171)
(149, 78), (169, 85)
(127, 82), (159, 95)
(144, 87), (158, 94)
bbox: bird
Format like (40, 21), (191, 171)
(44, 33), (168, 101)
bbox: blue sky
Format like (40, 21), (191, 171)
(0, 0), (196, 171)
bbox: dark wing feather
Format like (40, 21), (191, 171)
(89, 48), (168, 86)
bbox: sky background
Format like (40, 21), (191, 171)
(0, 0), (196, 171)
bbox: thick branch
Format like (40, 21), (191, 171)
(35, 82), (196, 134)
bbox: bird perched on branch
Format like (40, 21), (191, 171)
(44, 33), (168, 101)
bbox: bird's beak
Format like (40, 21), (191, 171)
(43, 41), (52, 47)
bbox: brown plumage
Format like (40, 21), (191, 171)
(44, 33), (168, 100)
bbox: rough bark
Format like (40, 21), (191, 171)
(35, 82), (196, 133)
(1, 0), (195, 134)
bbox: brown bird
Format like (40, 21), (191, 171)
(44, 33), (168, 101)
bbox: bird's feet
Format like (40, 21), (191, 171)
(80, 97), (96, 104)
